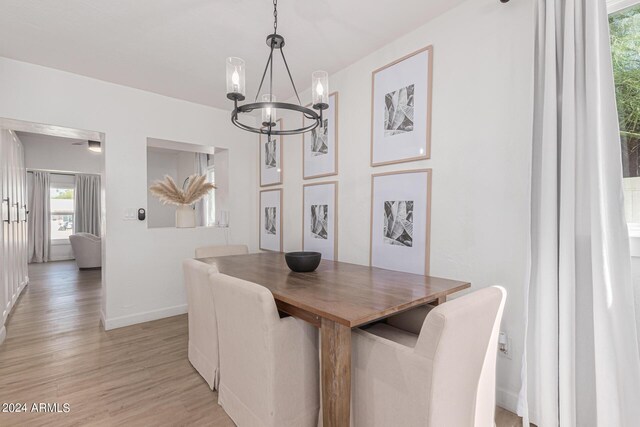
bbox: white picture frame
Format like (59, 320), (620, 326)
(303, 92), (338, 179)
(371, 45), (433, 167)
(260, 189), (283, 252)
(370, 169), (432, 275)
(260, 119), (283, 187)
(303, 181), (338, 261)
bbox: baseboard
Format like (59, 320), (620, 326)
(496, 386), (520, 414)
(0, 326), (6, 346)
(103, 304), (187, 330)
(48, 256), (75, 262)
(18, 279), (28, 294)
(99, 310), (106, 329)
(11, 278), (28, 307)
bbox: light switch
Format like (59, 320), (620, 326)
(123, 208), (137, 220)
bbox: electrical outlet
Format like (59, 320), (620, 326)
(498, 331), (512, 359)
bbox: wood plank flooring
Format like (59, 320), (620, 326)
(0, 261), (233, 426)
(0, 261), (525, 426)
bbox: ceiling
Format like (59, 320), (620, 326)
(15, 131), (88, 147)
(0, 0), (465, 109)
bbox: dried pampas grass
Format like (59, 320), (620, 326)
(149, 174), (215, 206)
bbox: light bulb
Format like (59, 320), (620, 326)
(231, 69), (240, 93)
(311, 71), (328, 108)
(261, 94), (276, 124)
(227, 57), (245, 97)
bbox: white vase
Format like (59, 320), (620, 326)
(176, 205), (196, 228)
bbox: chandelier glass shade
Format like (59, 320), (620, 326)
(226, 0), (328, 138)
(226, 57), (246, 98)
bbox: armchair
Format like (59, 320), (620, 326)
(69, 233), (101, 269)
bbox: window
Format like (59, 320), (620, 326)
(610, 3), (640, 224)
(50, 186), (74, 241)
(205, 165), (216, 226)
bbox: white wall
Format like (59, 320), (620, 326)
(278, 0), (533, 412)
(20, 132), (102, 174)
(0, 56), (258, 329)
(176, 151), (195, 186)
(214, 149), (230, 222)
(146, 149), (180, 228)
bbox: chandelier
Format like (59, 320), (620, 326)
(225, 0), (329, 139)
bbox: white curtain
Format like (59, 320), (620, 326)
(195, 153), (208, 227)
(74, 174), (101, 235)
(518, 0), (640, 426)
(27, 171), (50, 263)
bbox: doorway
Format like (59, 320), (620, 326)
(0, 117), (106, 330)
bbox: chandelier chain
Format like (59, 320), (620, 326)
(273, 0), (278, 34)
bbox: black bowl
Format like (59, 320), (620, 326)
(285, 251), (322, 273)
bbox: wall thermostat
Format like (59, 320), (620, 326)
(138, 208), (146, 221)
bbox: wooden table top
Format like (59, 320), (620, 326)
(197, 252), (470, 327)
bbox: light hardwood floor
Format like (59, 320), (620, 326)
(0, 261), (524, 426)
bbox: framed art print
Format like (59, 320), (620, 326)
(303, 181), (338, 260)
(260, 119), (283, 187)
(370, 169), (431, 275)
(371, 45), (433, 166)
(303, 92), (338, 179)
(260, 189), (283, 252)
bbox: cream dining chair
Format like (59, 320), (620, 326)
(351, 286), (506, 427)
(194, 244), (248, 259)
(211, 272), (320, 427)
(184, 245), (247, 389)
(182, 259), (220, 390)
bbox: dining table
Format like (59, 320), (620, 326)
(198, 252), (470, 427)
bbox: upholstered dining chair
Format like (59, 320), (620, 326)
(211, 272), (320, 427)
(351, 286), (506, 427)
(194, 244), (248, 259)
(182, 259), (220, 390)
